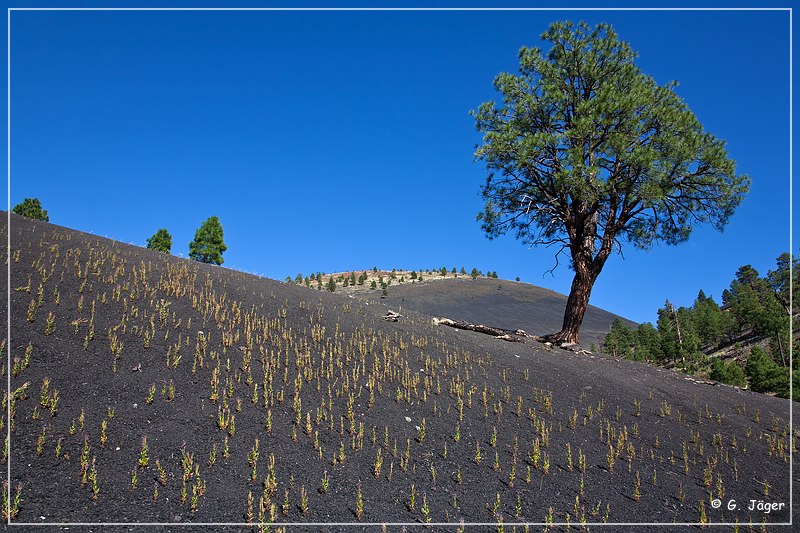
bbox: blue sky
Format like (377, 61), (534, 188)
(5, 2), (795, 325)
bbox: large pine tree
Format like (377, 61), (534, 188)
(473, 21), (749, 344)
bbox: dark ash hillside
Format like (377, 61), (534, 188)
(4, 212), (796, 531)
(358, 277), (636, 348)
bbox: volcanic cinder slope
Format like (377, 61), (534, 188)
(4, 212), (797, 532)
(357, 277), (636, 349)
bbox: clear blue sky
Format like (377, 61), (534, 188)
(5, 2), (795, 325)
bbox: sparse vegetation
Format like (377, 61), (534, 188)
(5, 202), (790, 527)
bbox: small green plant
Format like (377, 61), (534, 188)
(248, 438), (260, 481)
(569, 409), (578, 429)
(49, 390), (59, 417)
(299, 485), (309, 514)
(320, 470), (329, 493)
(12, 343), (33, 378)
(40, 378), (51, 408)
(373, 448), (383, 478)
(89, 456), (99, 499)
(208, 443), (217, 468)
(156, 459), (168, 486)
(181, 447), (195, 481)
(530, 438), (540, 469)
(36, 426), (46, 456)
(417, 418), (426, 443)
(146, 384), (156, 405)
(80, 436), (90, 485)
(44, 312), (55, 335)
(566, 443), (573, 472)
(354, 481), (364, 520)
(100, 419), (108, 448)
(491, 492), (501, 515)
(421, 492), (431, 523)
(281, 489), (290, 515)
(138, 436), (150, 469)
(2, 482), (22, 520)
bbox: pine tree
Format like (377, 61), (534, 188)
(146, 228), (172, 254)
(634, 323), (662, 363)
(474, 21), (749, 344)
(746, 347), (788, 396)
(189, 216), (227, 265)
(709, 358), (746, 387)
(12, 198), (49, 221)
(603, 319), (635, 359)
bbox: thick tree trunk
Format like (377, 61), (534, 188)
(545, 262), (599, 345)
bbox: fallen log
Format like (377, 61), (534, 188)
(431, 317), (531, 342)
(383, 310), (403, 322)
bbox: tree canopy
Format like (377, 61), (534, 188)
(189, 216), (227, 265)
(602, 254), (797, 399)
(146, 228), (172, 254)
(13, 198), (49, 222)
(473, 21), (750, 343)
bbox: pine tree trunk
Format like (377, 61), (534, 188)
(546, 262), (599, 345)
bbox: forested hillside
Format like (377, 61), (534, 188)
(603, 254), (798, 399)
